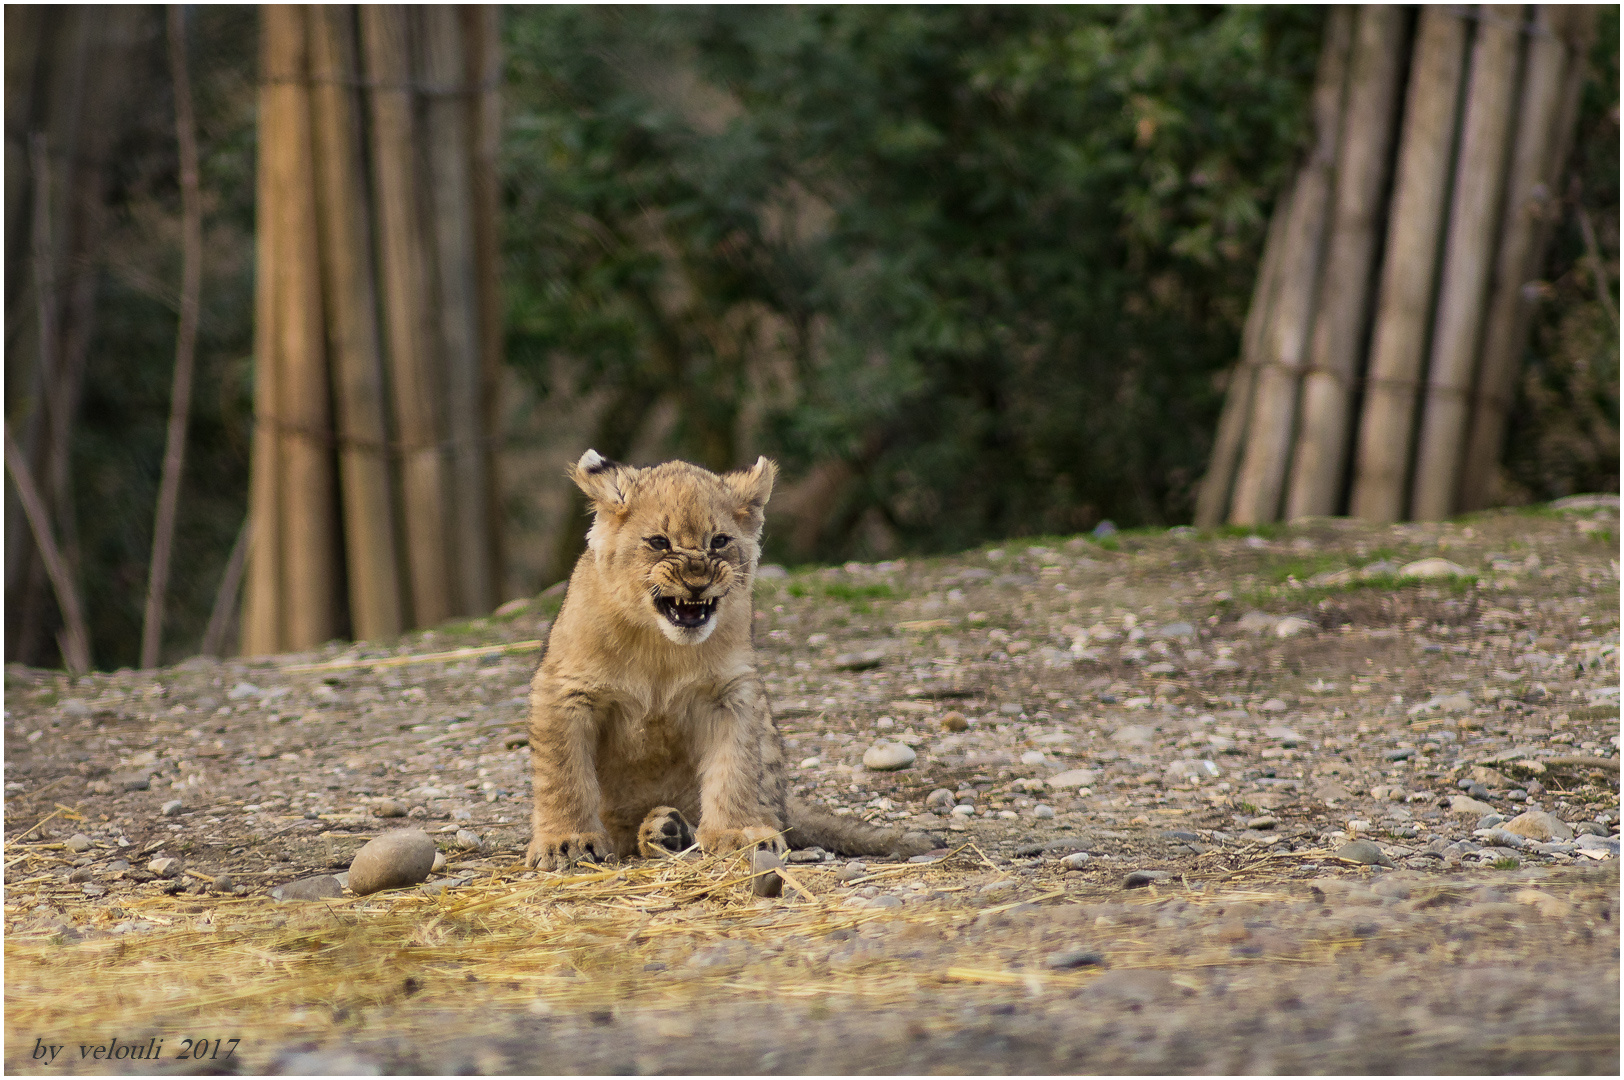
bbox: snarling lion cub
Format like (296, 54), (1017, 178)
(525, 450), (933, 870)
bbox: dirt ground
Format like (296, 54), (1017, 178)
(5, 497), (1619, 1074)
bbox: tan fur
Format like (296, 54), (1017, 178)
(525, 451), (934, 870)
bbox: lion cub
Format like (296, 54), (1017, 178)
(525, 450), (931, 870)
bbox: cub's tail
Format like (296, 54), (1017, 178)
(785, 797), (938, 858)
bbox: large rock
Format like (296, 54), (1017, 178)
(1450, 794), (1497, 817)
(862, 742), (916, 771)
(1500, 810), (1574, 842)
(348, 829), (437, 895)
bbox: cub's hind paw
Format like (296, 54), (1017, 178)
(698, 824), (786, 856)
(526, 831), (612, 871)
(637, 806), (695, 859)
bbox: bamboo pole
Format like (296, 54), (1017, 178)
(419, 4), (494, 617)
(1284, 5), (1408, 520)
(1348, 6), (1470, 523)
(1194, 177), (1293, 527)
(4, 430), (90, 674)
(274, 4), (338, 652)
(1227, 5), (1354, 525)
(362, 4), (453, 630)
(1459, 5), (1598, 510)
(465, 4), (507, 602)
(140, 5), (205, 669)
(1408, 5), (1523, 521)
(242, 8), (288, 656)
(309, 5), (404, 642)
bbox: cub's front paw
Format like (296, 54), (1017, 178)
(697, 824), (786, 856)
(637, 806), (695, 859)
(525, 831), (612, 870)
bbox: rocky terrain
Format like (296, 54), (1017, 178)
(4, 496), (1619, 1074)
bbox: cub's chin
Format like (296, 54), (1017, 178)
(651, 594), (721, 645)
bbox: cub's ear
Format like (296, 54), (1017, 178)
(723, 456), (777, 523)
(568, 449), (633, 509)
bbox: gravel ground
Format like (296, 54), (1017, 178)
(5, 497), (1619, 1074)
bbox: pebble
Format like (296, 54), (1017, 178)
(865, 894), (903, 909)
(925, 788), (956, 809)
(837, 861), (868, 883)
(455, 829), (483, 851)
(147, 857), (182, 879)
(1274, 617), (1314, 638)
(1575, 834), (1620, 857)
(1473, 828), (1528, 850)
(122, 775), (151, 792)
(67, 867), (94, 884)
(1122, 870), (1171, 889)
(1245, 816), (1278, 830)
(862, 742), (916, 771)
(1450, 795), (1497, 817)
(372, 799), (408, 818)
(1333, 840), (1394, 867)
(1574, 822), (1609, 837)
(211, 874), (235, 894)
(951, 804), (976, 817)
(786, 848), (826, 864)
(81, 884), (107, 898)
(750, 849), (784, 898)
(160, 800), (184, 817)
(270, 875), (346, 902)
(1048, 768), (1097, 788)
(1046, 947), (1105, 969)
(65, 834), (92, 853)
(1476, 813), (1505, 830)
(1032, 804), (1055, 819)
(833, 649), (887, 672)
(61, 699), (92, 719)
(1500, 810), (1574, 842)
(348, 829), (438, 895)
(940, 711), (970, 732)
(431, 851), (447, 872)
(1060, 852), (1092, 871)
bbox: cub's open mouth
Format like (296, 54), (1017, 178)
(654, 595), (717, 629)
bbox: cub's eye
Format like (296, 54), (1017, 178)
(709, 535), (732, 551)
(647, 536), (670, 551)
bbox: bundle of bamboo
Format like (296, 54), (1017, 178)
(244, 5), (504, 655)
(1197, 5), (1598, 528)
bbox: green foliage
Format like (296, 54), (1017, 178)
(502, 5), (1325, 562)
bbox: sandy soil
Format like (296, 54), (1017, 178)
(4, 497), (1618, 1074)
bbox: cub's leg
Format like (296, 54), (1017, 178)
(525, 679), (612, 870)
(636, 806), (695, 858)
(691, 680), (787, 855)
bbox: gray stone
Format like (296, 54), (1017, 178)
(372, 799), (408, 818)
(65, 834), (93, 853)
(837, 861), (868, 883)
(121, 775), (151, 792)
(1048, 768), (1098, 788)
(1158, 622), (1196, 641)
(1123, 870), (1171, 888)
(1060, 852), (1092, 871)
(1576, 834), (1620, 856)
(1110, 725), (1154, 746)
(160, 800), (184, 817)
(270, 875), (345, 902)
(1032, 804), (1055, 819)
(786, 848), (826, 864)
(147, 857), (182, 879)
(81, 884), (107, 898)
(61, 698), (92, 719)
(211, 873), (235, 893)
(1045, 947), (1105, 969)
(1473, 828), (1528, 850)
(1574, 821), (1609, 837)
(750, 849), (784, 898)
(1334, 840), (1394, 867)
(67, 866), (93, 884)
(862, 741), (916, 771)
(455, 829), (483, 851)
(1246, 816), (1279, 830)
(431, 851), (447, 872)
(1476, 813), (1505, 830)
(833, 649), (887, 672)
(1260, 698), (1290, 712)
(1501, 810), (1574, 842)
(348, 828), (437, 895)
(1274, 617), (1314, 639)
(1236, 611), (1277, 633)
(866, 894), (903, 909)
(925, 788), (956, 809)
